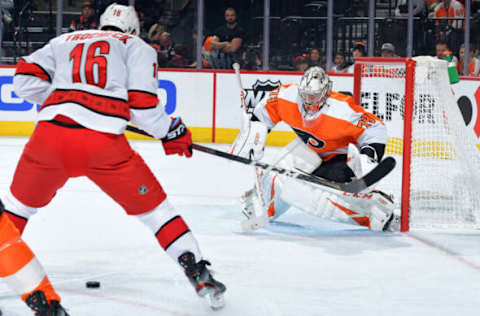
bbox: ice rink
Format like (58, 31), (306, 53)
(0, 137), (479, 316)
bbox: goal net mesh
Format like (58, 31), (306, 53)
(356, 56), (480, 230)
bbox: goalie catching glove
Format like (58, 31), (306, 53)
(161, 117), (193, 157)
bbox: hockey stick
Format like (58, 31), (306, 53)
(190, 142), (396, 193)
(125, 125), (395, 193)
(232, 63), (249, 117)
(232, 62), (299, 210)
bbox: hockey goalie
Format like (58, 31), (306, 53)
(231, 66), (400, 232)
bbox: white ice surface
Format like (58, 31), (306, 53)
(0, 137), (479, 316)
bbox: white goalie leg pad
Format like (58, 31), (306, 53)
(279, 178), (357, 222)
(278, 176), (398, 231)
(240, 188), (268, 232)
(280, 137), (322, 174)
(230, 121), (268, 160)
(241, 167), (294, 232)
(340, 191), (397, 231)
(3, 191), (37, 219)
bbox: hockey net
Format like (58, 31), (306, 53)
(354, 56), (480, 231)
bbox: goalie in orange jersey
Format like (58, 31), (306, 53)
(0, 198), (68, 315)
(231, 66), (400, 232)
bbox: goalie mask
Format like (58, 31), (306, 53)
(100, 3), (140, 35)
(298, 66), (332, 116)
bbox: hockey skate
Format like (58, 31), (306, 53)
(178, 252), (226, 310)
(240, 188), (267, 232)
(367, 190), (400, 232)
(25, 291), (69, 316)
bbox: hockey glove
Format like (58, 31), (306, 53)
(230, 121), (268, 161)
(161, 117), (193, 157)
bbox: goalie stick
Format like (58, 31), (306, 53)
(125, 125), (396, 193)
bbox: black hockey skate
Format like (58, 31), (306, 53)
(25, 291), (69, 316)
(178, 252), (226, 310)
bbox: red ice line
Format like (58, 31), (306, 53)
(59, 288), (191, 316)
(407, 233), (480, 271)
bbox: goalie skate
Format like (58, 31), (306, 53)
(383, 213), (401, 232)
(178, 252), (226, 310)
(366, 190), (400, 232)
(240, 188), (267, 232)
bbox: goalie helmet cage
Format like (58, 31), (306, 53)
(353, 56), (480, 232)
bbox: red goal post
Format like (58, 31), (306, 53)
(353, 57), (480, 232)
(354, 57), (415, 231)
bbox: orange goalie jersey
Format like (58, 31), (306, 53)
(253, 84), (388, 161)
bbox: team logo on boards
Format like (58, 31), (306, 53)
(244, 79), (281, 111)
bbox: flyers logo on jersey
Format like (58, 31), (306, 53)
(292, 127), (326, 149)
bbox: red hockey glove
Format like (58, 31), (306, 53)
(161, 117), (193, 157)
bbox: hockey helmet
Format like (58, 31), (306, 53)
(298, 66), (332, 115)
(99, 3), (140, 35)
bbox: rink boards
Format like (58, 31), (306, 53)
(0, 66), (479, 149)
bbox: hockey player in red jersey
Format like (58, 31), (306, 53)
(231, 66), (400, 232)
(4, 3), (225, 313)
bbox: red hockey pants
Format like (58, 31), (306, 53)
(10, 120), (166, 215)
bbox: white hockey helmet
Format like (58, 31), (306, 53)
(298, 66), (332, 115)
(99, 3), (140, 35)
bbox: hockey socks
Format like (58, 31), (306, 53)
(4, 211), (28, 234)
(3, 190), (37, 234)
(136, 199), (202, 265)
(0, 212), (61, 306)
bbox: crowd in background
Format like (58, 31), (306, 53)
(4, 0), (480, 76)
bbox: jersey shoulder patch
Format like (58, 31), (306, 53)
(278, 84), (300, 103)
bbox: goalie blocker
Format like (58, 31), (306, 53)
(230, 66), (399, 232)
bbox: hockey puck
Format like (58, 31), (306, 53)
(86, 281), (101, 288)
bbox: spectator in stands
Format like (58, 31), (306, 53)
(395, 0), (427, 17)
(380, 43), (396, 57)
(307, 48), (324, 68)
(435, 40), (458, 64)
(474, 46), (480, 60)
(0, 0), (12, 58)
(158, 31), (176, 67)
(393, 0), (427, 55)
(208, 7), (246, 69)
(347, 41), (366, 73)
(433, 0), (465, 52)
(241, 47), (262, 70)
(330, 52), (348, 73)
(294, 55), (309, 72)
(168, 44), (189, 68)
(433, 0), (465, 29)
(190, 29), (213, 68)
(70, 1), (98, 32)
(145, 23), (164, 53)
(457, 43), (480, 76)
(137, 10), (148, 40)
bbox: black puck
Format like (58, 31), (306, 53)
(86, 281), (101, 288)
